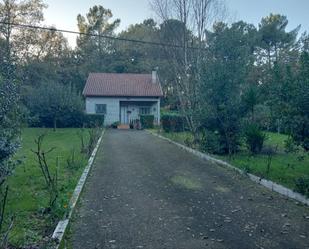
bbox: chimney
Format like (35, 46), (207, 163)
(152, 70), (157, 84)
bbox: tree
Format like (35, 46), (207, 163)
(113, 19), (159, 73)
(26, 82), (84, 130)
(289, 51), (309, 150)
(200, 21), (257, 154)
(0, 76), (20, 246)
(76, 5), (120, 74)
(257, 14), (300, 69)
(0, 0), (46, 79)
(151, 0), (228, 138)
(20, 29), (73, 88)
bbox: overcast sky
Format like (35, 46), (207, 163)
(43, 0), (309, 47)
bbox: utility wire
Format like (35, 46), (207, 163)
(0, 21), (201, 50)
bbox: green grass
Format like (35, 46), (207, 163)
(7, 128), (91, 247)
(153, 129), (309, 193)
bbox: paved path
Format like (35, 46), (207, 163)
(71, 130), (309, 249)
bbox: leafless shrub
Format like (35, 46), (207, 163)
(31, 134), (58, 209)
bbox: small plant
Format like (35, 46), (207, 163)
(284, 136), (299, 154)
(200, 130), (223, 154)
(111, 121), (120, 129)
(77, 128), (87, 154)
(0, 185), (14, 249)
(31, 134), (59, 210)
(140, 115), (154, 129)
(295, 177), (309, 197)
(87, 127), (101, 156)
(265, 145), (278, 176)
(244, 124), (267, 154)
(66, 149), (82, 170)
(161, 114), (185, 132)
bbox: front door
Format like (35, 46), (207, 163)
(120, 105), (128, 124)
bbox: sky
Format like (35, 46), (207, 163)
(43, 0), (309, 47)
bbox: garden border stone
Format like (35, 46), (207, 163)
(51, 129), (105, 247)
(148, 130), (309, 206)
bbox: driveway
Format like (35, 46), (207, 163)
(71, 130), (308, 249)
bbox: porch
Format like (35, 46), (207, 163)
(119, 100), (160, 125)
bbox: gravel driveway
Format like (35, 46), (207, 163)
(71, 129), (309, 249)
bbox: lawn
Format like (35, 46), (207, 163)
(7, 128), (92, 247)
(151, 129), (309, 194)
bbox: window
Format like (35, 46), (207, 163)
(139, 107), (151, 115)
(95, 104), (106, 114)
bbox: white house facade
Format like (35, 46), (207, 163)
(83, 72), (163, 126)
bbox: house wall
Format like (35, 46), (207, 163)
(85, 97), (120, 125)
(85, 97), (161, 125)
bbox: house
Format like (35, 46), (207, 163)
(82, 72), (163, 126)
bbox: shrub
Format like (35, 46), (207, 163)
(284, 136), (299, 154)
(82, 114), (104, 128)
(200, 130), (224, 154)
(290, 115), (309, 151)
(161, 114), (185, 132)
(244, 124), (267, 154)
(295, 176), (309, 197)
(140, 115), (154, 129)
(25, 82), (85, 129)
(111, 121), (120, 129)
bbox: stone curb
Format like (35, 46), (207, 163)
(52, 129), (105, 247)
(148, 131), (309, 206)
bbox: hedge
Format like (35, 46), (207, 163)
(83, 114), (105, 128)
(29, 113), (105, 128)
(161, 114), (185, 132)
(140, 115), (154, 129)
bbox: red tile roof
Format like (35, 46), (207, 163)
(82, 73), (163, 97)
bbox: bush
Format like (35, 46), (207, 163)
(25, 82), (85, 129)
(111, 121), (120, 129)
(200, 130), (225, 154)
(290, 115), (309, 151)
(82, 114), (104, 128)
(295, 176), (309, 197)
(244, 124), (267, 154)
(161, 114), (185, 132)
(140, 115), (154, 129)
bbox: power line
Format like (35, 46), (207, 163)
(0, 21), (201, 50)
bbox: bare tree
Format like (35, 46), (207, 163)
(150, 0), (228, 139)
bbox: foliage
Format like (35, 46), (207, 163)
(0, 76), (20, 246)
(294, 176), (309, 197)
(200, 130), (223, 154)
(161, 114), (185, 132)
(244, 124), (267, 154)
(86, 127), (101, 157)
(0, 78), (20, 177)
(83, 114), (105, 128)
(111, 121), (120, 129)
(140, 115), (154, 129)
(0, 0), (47, 78)
(25, 82), (84, 129)
(200, 21), (256, 155)
(288, 51), (309, 150)
(66, 149), (83, 171)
